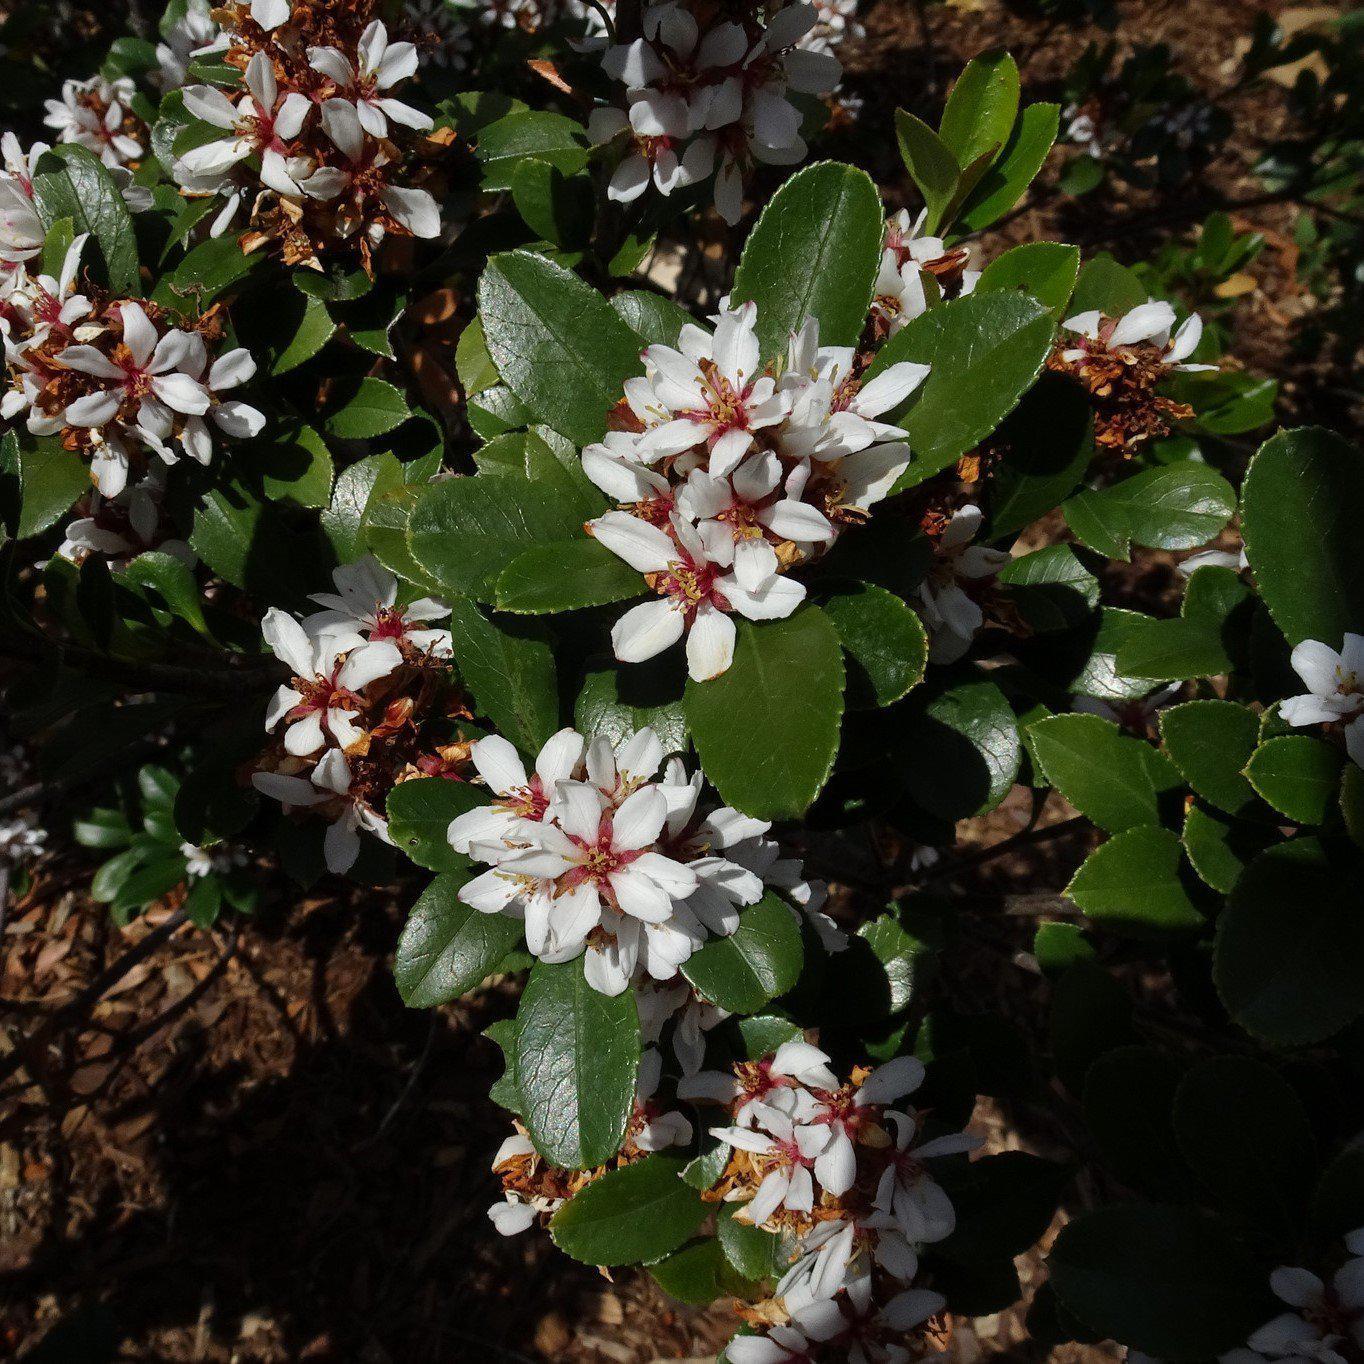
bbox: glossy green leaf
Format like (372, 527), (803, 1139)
(1065, 464), (1236, 561)
(682, 894), (803, 1014)
(15, 432), (88, 539)
(31, 144), (140, 295)
(514, 958), (640, 1169)
(894, 109), (961, 234)
(323, 377), (412, 440)
(1244, 734), (1343, 825)
(394, 872), (524, 1007)
(610, 290), (694, 348)
(496, 538), (647, 614)
(446, 598), (560, 756)
(550, 1154), (707, 1266)
(1066, 827), (1205, 936)
(1159, 701), (1260, 815)
(731, 161), (884, 359)
(1181, 802), (1272, 894)
(940, 50), (1021, 168)
(822, 582), (927, 708)
(478, 251), (643, 447)
(975, 242), (1081, 317)
(1030, 714), (1181, 833)
(386, 778), (486, 874)
(575, 661), (687, 757)
(1241, 427), (1364, 646)
(957, 103), (1060, 233)
(868, 292), (1055, 490)
(998, 544), (1099, 633)
(686, 607), (844, 820)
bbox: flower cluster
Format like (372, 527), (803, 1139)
(590, 0), (841, 224)
(1220, 1229), (1364, 1364)
(43, 75), (145, 170)
(0, 235), (265, 498)
(582, 299), (929, 680)
(253, 557), (469, 873)
(56, 466), (193, 567)
(449, 722), (830, 996)
(1280, 633), (1364, 769)
(870, 209), (980, 340)
(688, 1042), (975, 1361)
(156, 0), (229, 88)
(173, 0), (444, 266)
(801, 0), (865, 56)
(488, 1045), (693, 1236)
(1048, 299), (1213, 453)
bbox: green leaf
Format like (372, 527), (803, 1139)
(1215, 839), (1364, 1045)
(1049, 1206), (1269, 1359)
(1066, 827), (1205, 936)
(650, 1237), (749, 1305)
(897, 675), (1022, 821)
(158, 235), (254, 307)
(190, 483), (319, 605)
(957, 102), (1060, 233)
(849, 907), (940, 1016)
(475, 110), (590, 189)
(31, 144), (140, 296)
(575, 661), (688, 757)
(1029, 714), (1181, 834)
(1065, 463), (1237, 560)
(894, 110), (961, 234)
(408, 473), (583, 603)
(1244, 734), (1344, 825)
(1241, 427), (1364, 645)
(323, 377), (412, 440)
(386, 778), (485, 873)
(1181, 802), (1272, 895)
(731, 161), (884, 360)
(681, 893), (803, 1013)
(120, 551), (212, 638)
(293, 262), (372, 303)
(496, 538), (647, 614)
(610, 290), (694, 348)
(446, 598), (560, 756)
(478, 251), (643, 447)
(550, 1154), (707, 1267)
(269, 292), (336, 374)
(940, 51), (1021, 169)
(1033, 922), (1095, 978)
(510, 159), (593, 248)
(394, 872), (524, 1007)
(1082, 1047), (1190, 1199)
(987, 373), (1093, 538)
(513, 958), (640, 1169)
(717, 1203), (783, 1282)
(868, 293), (1055, 490)
(1071, 254), (1148, 316)
(1172, 1056), (1315, 1244)
(685, 608), (844, 820)
(1159, 701), (1260, 815)
(975, 242), (1081, 318)
(238, 423), (334, 509)
(15, 432), (88, 539)
(998, 544), (1099, 633)
(822, 582), (927, 708)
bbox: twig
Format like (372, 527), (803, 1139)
(916, 814), (1091, 890)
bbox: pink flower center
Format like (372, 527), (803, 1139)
(557, 813), (643, 896)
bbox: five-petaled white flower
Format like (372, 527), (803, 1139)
(1281, 634), (1364, 768)
(916, 504), (1011, 664)
(1061, 299), (1216, 373)
(304, 556), (452, 657)
(308, 20), (434, 138)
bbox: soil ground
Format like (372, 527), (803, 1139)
(1, 0), (1349, 1359)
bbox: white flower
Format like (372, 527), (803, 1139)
(710, 1103), (826, 1225)
(916, 504), (1011, 664)
(725, 1324), (819, 1364)
(178, 52), (314, 196)
(304, 555), (452, 657)
(634, 978), (729, 1076)
(156, 0), (226, 88)
(251, 0), (291, 31)
(308, 21), (433, 138)
(633, 1047), (695, 1151)
(794, 1273), (947, 1364)
(590, 511), (800, 682)
(180, 345), (266, 462)
(1245, 1231), (1364, 1364)
(1281, 636), (1364, 730)
(1062, 300), (1216, 373)
(261, 607), (402, 756)
(406, 0), (473, 70)
(448, 727), (584, 858)
(43, 76), (142, 168)
(0, 134), (46, 263)
(873, 1110), (978, 1245)
(58, 303), (212, 484)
